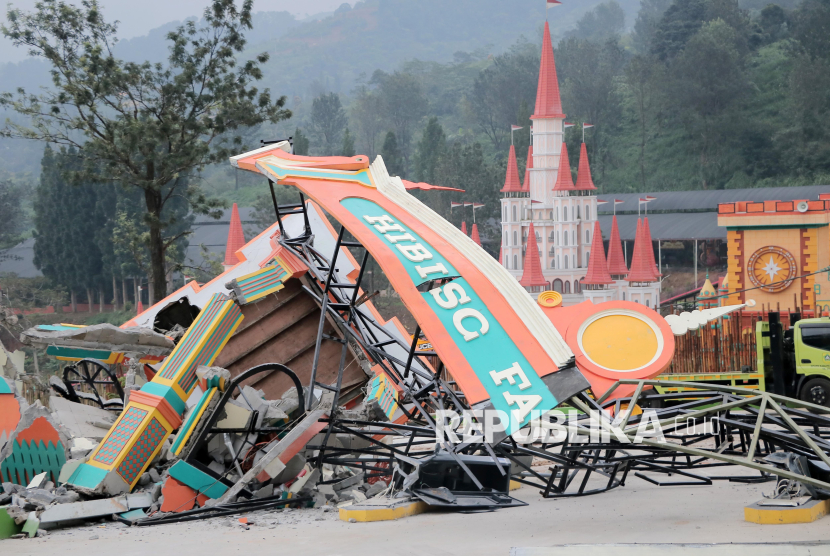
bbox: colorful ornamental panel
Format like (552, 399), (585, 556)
(747, 246), (797, 293)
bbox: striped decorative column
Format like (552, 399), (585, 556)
(65, 293), (243, 494)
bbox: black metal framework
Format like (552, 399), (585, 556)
(51, 358), (124, 411)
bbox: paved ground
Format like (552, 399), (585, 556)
(10, 470), (828, 556)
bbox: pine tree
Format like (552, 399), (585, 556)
(414, 117), (446, 184)
(293, 128), (310, 156)
(381, 132), (403, 177)
(342, 128), (356, 157)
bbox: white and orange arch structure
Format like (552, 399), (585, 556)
(230, 143), (695, 417)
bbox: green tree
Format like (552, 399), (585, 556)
(293, 128), (310, 156)
(669, 19), (748, 188)
(413, 117), (446, 184)
(310, 92), (347, 155)
(350, 86), (384, 159)
(624, 55), (664, 188)
(1, 0), (290, 301)
(341, 127), (356, 157)
(632, 0), (673, 53)
(0, 180), (22, 250)
(466, 43), (539, 152)
(570, 1), (626, 42)
(381, 131), (403, 177)
(374, 71), (429, 172)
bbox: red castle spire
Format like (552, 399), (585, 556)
(552, 142), (575, 192)
(575, 143), (597, 191)
(471, 223), (482, 246)
(223, 203), (246, 267)
(521, 145), (533, 194)
(606, 215), (628, 276)
(520, 222), (548, 288)
(500, 144), (522, 193)
(582, 220), (613, 285)
(461, 221), (468, 236)
(643, 217), (660, 277)
(532, 21), (565, 119)
(626, 218), (658, 283)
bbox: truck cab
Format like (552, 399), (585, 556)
(757, 316), (830, 406)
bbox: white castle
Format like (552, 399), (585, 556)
(498, 21), (660, 309)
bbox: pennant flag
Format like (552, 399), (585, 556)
(473, 203), (485, 209)
(639, 198), (647, 203)
(646, 195), (657, 201)
(583, 123), (594, 129)
(564, 122), (575, 128)
(531, 199), (544, 204)
(547, 0), (562, 5)
(511, 125), (523, 131)
(463, 202), (473, 207)
(450, 202), (463, 209)
(614, 199), (625, 205)
(596, 199), (608, 205)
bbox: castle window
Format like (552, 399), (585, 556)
(564, 281), (571, 294)
(576, 206), (581, 220)
(513, 254), (518, 269)
(564, 233), (568, 246)
(513, 231), (517, 246)
(512, 205), (517, 222)
(553, 279), (563, 293)
(586, 206), (590, 220)
(586, 230), (590, 244)
(564, 257), (569, 270)
(549, 210), (553, 220)
(574, 280), (581, 293)
(564, 206), (568, 221)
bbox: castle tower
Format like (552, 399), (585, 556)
(626, 218), (660, 308)
(223, 203), (246, 271)
(498, 19), (598, 302)
(606, 214), (629, 301)
(697, 273), (718, 310)
(582, 220), (615, 304)
(500, 144), (525, 273)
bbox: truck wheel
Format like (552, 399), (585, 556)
(799, 377), (830, 408)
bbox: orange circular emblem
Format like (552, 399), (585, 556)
(747, 246), (797, 293)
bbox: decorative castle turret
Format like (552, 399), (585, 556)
(625, 218), (660, 308)
(582, 220), (615, 304)
(471, 223), (482, 247)
(497, 16), (660, 307)
(697, 273), (718, 309)
(500, 21), (598, 303)
(520, 222), (548, 293)
(223, 203), (246, 271)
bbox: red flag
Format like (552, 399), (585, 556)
(450, 202), (463, 209)
(473, 203), (485, 209)
(614, 199), (625, 205)
(531, 199), (544, 204)
(511, 125), (523, 131)
(596, 199), (608, 205)
(646, 195), (656, 201)
(547, 0), (562, 5)
(583, 123), (594, 129)
(564, 122), (575, 128)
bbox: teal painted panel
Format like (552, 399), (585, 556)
(0, 379), (11, 394)
(168, 460), (228, 499)
(66, 462), (108, 490)
(171, 388), (214, 454)
(340, 197), (558, 434)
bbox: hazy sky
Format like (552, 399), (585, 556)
(0, 0), (351, 63)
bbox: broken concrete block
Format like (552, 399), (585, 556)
(69, 437), (98, 460)
(289, 467), (320, 494)
(21, 511), (39, 538)
(150, 482), (162, 502)
(216, 402), (252, 429)
(24, 488), (55, 506)
(39, 497), (129, 529)
(26, 472), (47, 489)
(271, 454), (306, 485)
(253, 484), (274, 499)
(147, 468), (161, 483)
(332, 472), (364, 493)
(49, 397), (115, 441)
(57, 459), (83, 486)
(6, 504), (27, 525)
(125, 491), (153, 510)
(365, 480), (388, 499)
(54, 491), (79, 505)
